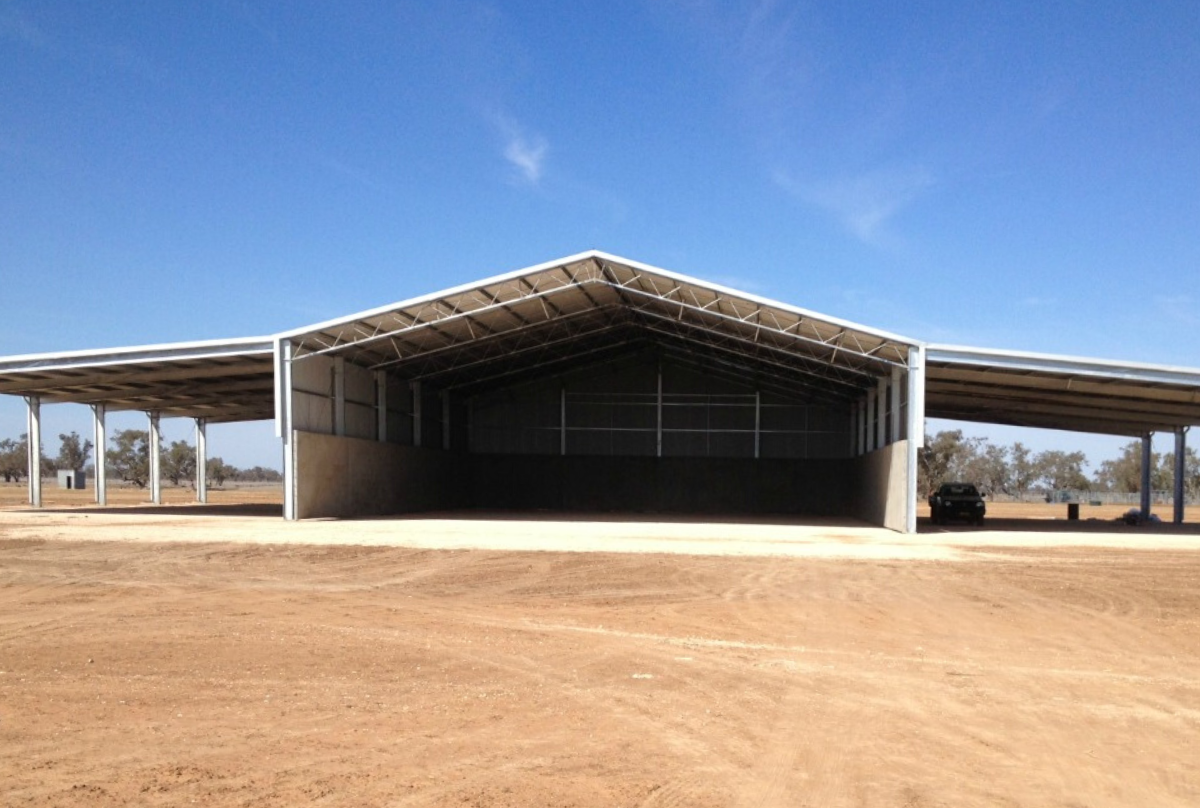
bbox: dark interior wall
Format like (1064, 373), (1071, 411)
(465, 455), (856, 516)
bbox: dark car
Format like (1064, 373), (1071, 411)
(928, 482), (986, 525)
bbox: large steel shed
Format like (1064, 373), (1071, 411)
(2, 250), (1199, 531)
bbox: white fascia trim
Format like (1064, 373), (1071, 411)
(0, 336), (274, 374)
(928, 343), (1200, 387)
(276, 249), (924, 352)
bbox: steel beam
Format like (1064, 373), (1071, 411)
(333, 356), (346, 436)
(375, 370), (388, 442)
(890, 366), (902, 444)
(26, 395), (41, 507)
(866, 387), (876, 453)
(195, 417), (207, 504)
(92, 403), (106, 505)
(905, 346), (926, 534)
(656, 360), (663, 458)
(148, 411), (162, 505)
(411, 380), (422, 448)
(1140, 433), (1153, 519)
(278, 340), (297, 521)
(876, 376), (887, 448)
(754, 390), (761, 459)
(1174, 427), (1188, 525)
(560, 385), (567, 456)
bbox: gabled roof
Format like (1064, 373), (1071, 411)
(281, 250), (918, 401)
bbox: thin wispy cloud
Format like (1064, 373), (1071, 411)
(1155, 295), (1198, 325)
(492, 115), (548, 185)
(776, 166), (934, 244)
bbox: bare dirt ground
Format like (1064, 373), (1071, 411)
(1, 502), (1199, 806)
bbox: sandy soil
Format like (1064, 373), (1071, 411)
(2, 507), (1198, 806)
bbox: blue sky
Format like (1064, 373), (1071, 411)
(2, 1), (1198, 471)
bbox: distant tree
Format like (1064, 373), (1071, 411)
(233, 465), (282, 483)
(1009, 442), (1039, 501)
(207, 457), (231, 487)
(107, 430), (151, 488)
(1036, 449), (1090, 492)
(56, 431), (93, 472)
(959, 442), (1010, 498)
(162, 440), (196, 487)
(0, 435), (29, 482)
(919, 430), (971, 493)
(1094, 441), (1159, 493)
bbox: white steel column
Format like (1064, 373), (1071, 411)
(375, 370), (388, 442)
(411, 381), (422, 448)
(148, 412), (162, 505)
(92, 403), (107, 506)
(865, 388), (877, 453)
(876, 377), (887, 448)
(1140, 433), (1153, 519)
(1174, 427), (1188, 525)
(26, 395), (41, 507)
(905, 346), (926, 534)
(333, 356), (346, 436)
(195, 418), (208, 504)
(276, 339), (297, 521)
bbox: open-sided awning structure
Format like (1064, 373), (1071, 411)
(0, 337), (275, 423)
(926, 344), (1200, 437)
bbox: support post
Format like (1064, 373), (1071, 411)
(411, 381), (422, 447)
(26, 395), (42, 507)
(148, 412), (162, 505)
(277, 339), (297, 521)
(333, 356), (346, 436)
(1140, 433), (1153, 519)
(849, 400), (858, 456)
(1174, 427), (1188, 525)
(890, 366), (902, 444)
(865, 387), (877, 453)
(560, 385), (567, 456)
(375, 370), (388, 442)
(441, 391), (451, 451)
(905, 346), (926, 534)
(754, 390), (761, 459)
(92, 403), (107, 506)
(656, 361), (663, 458)
(195, 418), (208, 504)
(876, 376), (888, 448)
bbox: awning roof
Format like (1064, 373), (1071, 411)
(0, 338), (275, 423)
(0, 250), (1199, 438)
(926, 344), (1200, 436)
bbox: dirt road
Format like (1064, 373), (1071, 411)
(1, 512), (1198, 806)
